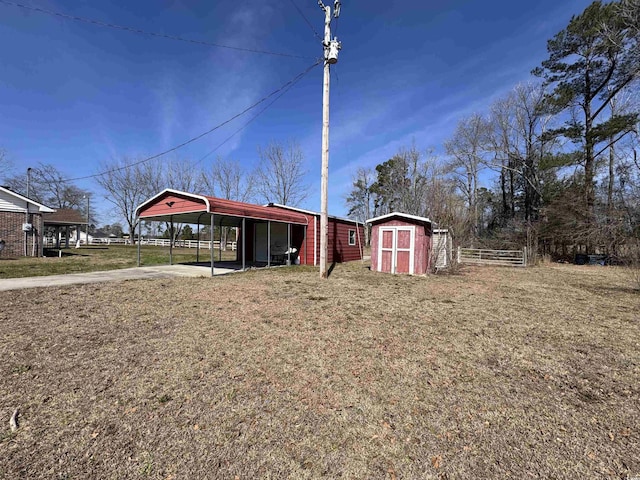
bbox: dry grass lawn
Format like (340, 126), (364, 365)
(1, 262), (638, 479)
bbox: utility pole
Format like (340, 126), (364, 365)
(25, 167), (32, 257)
(318, 0), (341, 278)
(26, 167), (32, 198)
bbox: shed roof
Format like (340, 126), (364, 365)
(366, 212), (432, 226)
(136, 189), (309, 226)
(43, 209), (87, 226)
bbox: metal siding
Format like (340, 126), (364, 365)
(329, 219), (364, 263)
(139, 193), (206, 217)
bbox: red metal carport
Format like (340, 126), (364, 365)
(135, 189), (308, 276)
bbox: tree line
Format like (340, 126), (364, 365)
(347, 0), (639, 261)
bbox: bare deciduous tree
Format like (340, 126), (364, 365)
(202, 157), (255, 250)
(0, 149), (12, 178)
(202, 157), (254, 202)
(445, 114), (489, 243)
(4, 162), (89, 209)
(487, 82), (555, 224)
(95, 158), (155, 243)
(345, 167), (375, 245)
(254, 140), (309, 206)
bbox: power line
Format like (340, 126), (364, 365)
(288, 0), (323, 42)
(0, 0), (314, 60)
(63, 60), (321, 183)
(197, 59), (317, 165)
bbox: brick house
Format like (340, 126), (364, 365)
(0, 186), (54, 257)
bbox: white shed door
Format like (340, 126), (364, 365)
(378, 226), (414, 274)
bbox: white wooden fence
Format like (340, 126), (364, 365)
(46, 237), (237, 250)
(457, 247), (527, 267)
(139, 239), (237, 250)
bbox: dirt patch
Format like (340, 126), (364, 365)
(1, 263), (638, 478)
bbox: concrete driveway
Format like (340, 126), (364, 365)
(0, 264), (238, 292)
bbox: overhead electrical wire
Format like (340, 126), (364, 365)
(196, 58), (318, 165)
(288, 0), (323, 42)
(0, 0), (314, 59)
(62, 60), (322, 183)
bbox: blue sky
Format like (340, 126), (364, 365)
(0, 0), (595, 223)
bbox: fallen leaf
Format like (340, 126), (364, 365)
(431, 455), (442, 469)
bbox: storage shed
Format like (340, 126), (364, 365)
(367, 212), (433, 275)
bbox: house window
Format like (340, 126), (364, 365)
(348, 229), (356, 246)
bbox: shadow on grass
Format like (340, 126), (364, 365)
(43, 250), (89, 258)
(327, 262), (337, 277)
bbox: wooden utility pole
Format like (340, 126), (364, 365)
(318, 0), (341, 278)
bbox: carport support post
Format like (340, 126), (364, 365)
(267, 221), (271, 267)
(169, 217), (173, 265)
(210, 214), (215, 276)
(219, 217), (223, 262)
(137, 219), (141, 266)
(196, 222), (200, 263)
(242, 218), (246, 271)
(287, 223), (291, 266)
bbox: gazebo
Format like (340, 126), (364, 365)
(42, 209), (88, 249)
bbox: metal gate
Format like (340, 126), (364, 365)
(457, 247), (527, 267)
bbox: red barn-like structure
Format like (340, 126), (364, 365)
(135, 189), (364, 274)
(367, 212), (433, 275)
(266, 204), (364, 265)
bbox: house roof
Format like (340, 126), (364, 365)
(0, 186), (55, 213)
(136, 189), (309, 226)
(43, 209), (87, 226)
(266, 203), (361, 224)
(366, 211), (432, 225)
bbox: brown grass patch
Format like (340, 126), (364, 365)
(0, 263), (638, 478)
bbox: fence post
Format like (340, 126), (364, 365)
(457, 246), (461, 264)
(523, 246), (527, 267)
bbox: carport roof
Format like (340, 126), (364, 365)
(136, 189), (309, 226)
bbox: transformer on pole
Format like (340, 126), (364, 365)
(318, 0), (341, 278)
